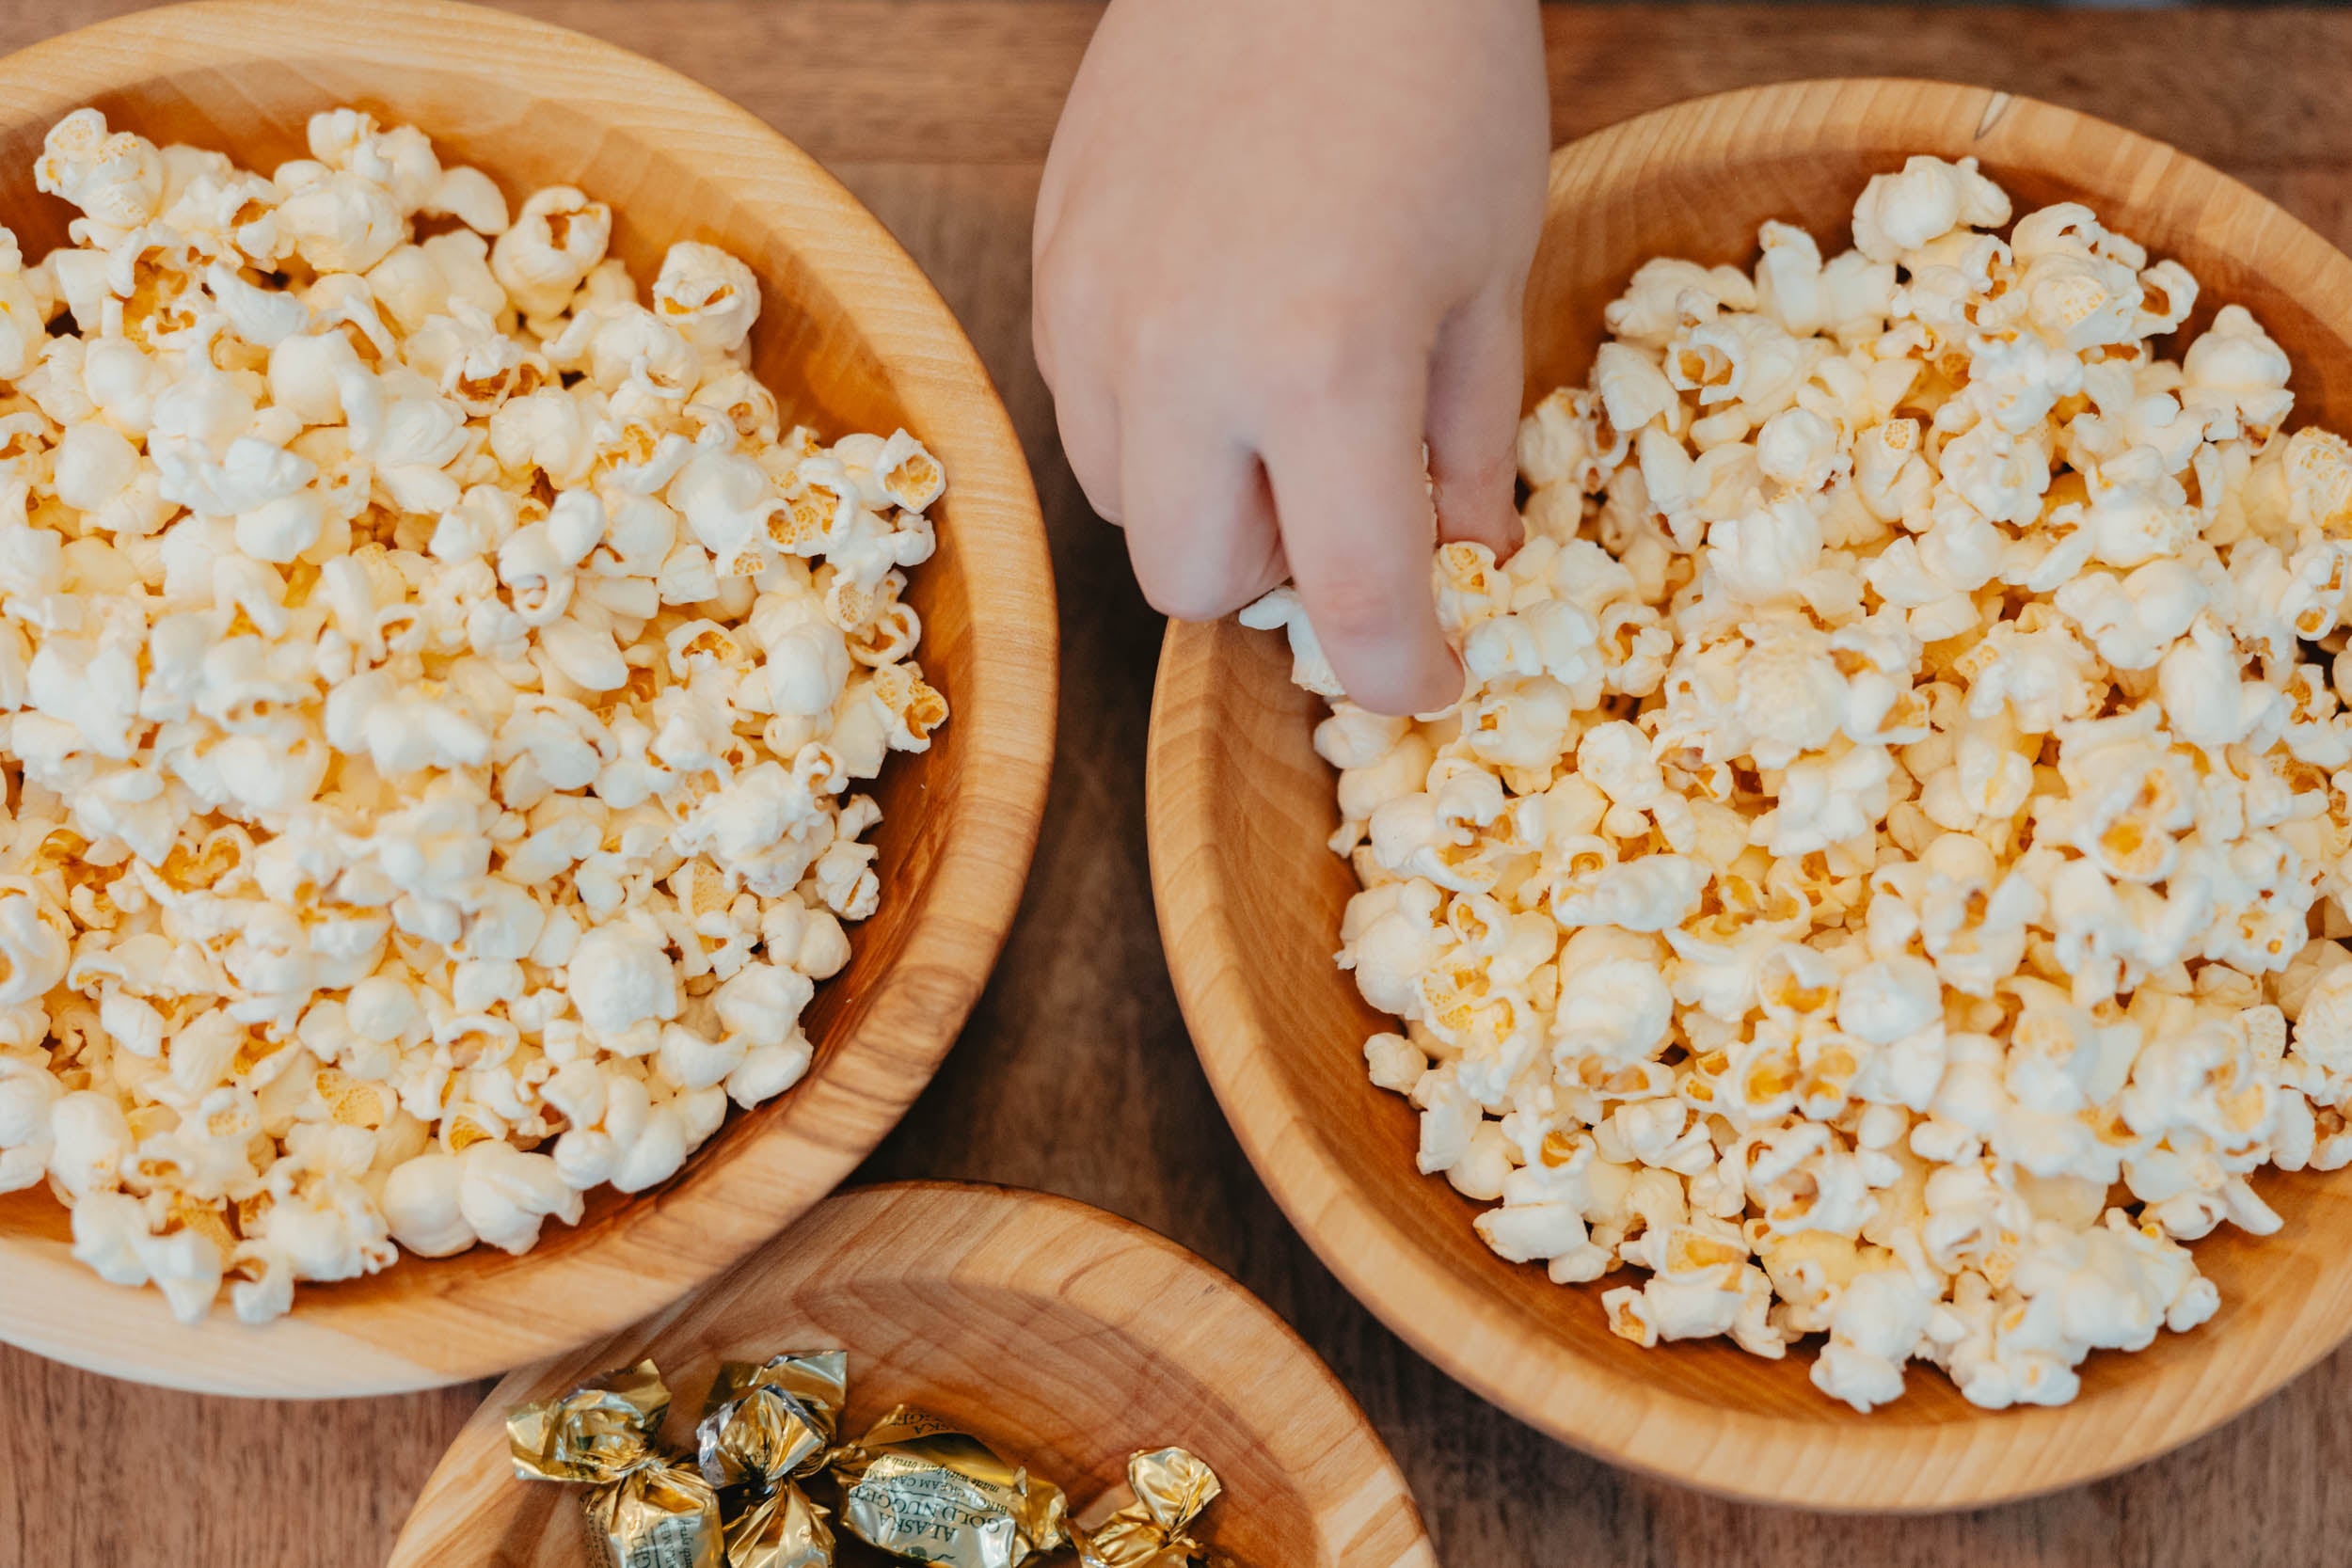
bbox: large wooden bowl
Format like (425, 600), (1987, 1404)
(0, 1), (1055, 1396)
(1149, 79), (2352, 1511)
(386, 1181), (1436, 1568)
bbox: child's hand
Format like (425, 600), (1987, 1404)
(1033, 0), (1549, 715)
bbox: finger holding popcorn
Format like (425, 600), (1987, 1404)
(1424, 284), (1534, 563)
(1264, 369), (1465, 716)
(1033, 0), (1547, 709)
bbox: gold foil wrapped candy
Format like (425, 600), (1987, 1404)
(507, 1354), (1230, 1568)
(719, 1481), (834, 1568)
(698, 1352), (848, 1487)
(832, 1405), (1071, 1568)
(697, 1353), (850, 1568)
(507, 1360), (725, 1568)
(1074, 1449), (1223, 1568)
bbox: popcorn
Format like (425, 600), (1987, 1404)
(652, 241), (761, 356)
(1256, 162), (2352, 1409)
(277, 170), (403, 275)
(491, 185), (612, 320)
(3, 109), (946, 1322)
(1851, 156), (2010, 263)
(2184, 305), (2294, 443)
(1811, 1265), (1937, 1412)
(37, 110), (164, 239)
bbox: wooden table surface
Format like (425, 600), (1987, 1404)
(6, 3), (2352, 1564)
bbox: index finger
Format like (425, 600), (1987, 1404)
(1261, 363), (1461, 717)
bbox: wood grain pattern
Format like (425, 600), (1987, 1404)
(386, 1182), (1435, 1568)
(7, 2), (2352, 176)
(10, 3), (2352, 1566)
(1150, 79), (2352, 1512)
(0, 0), (1057, 1395)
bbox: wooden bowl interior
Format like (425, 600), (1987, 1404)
(389, 1184), (1433, 1568)
(1154, 80), (2352, 1503)
(0, 1), (1048, 1392)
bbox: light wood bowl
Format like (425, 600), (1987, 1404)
(0, 0), (1055, 1396)
(1149, 78), (2352, 1511)
(386, 1181), (1435, 1568)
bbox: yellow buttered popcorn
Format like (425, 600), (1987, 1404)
(0, 107), (948, 1323)
(1259, 155), (2352, 1412)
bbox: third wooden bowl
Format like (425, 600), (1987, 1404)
(0, 0), (1055, 1396)
(387, 1181), (1435, 1568)
(1148, 79), (2352, 1510)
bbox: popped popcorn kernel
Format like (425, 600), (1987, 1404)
(1265, 161), (2352, 1411)
(0, 107), (948, 1323)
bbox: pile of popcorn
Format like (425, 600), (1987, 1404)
(1248, 156), (2352, 1410)
(0, 108), (949, 1322)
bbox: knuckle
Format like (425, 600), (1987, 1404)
(1055, 428), (1116, 501)
(1125, 296), (1216, 383)
(1033, 248), (1113, 366)
(1263, 328), (1361, 398)
(1031, 234), (1091, 309)
(1261, 294), (1420, 397)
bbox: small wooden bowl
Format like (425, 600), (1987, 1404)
(0, 1), (1055, 1395)
(1149, 79), (2352, 1510)
(385, 1181), (1436, 1568)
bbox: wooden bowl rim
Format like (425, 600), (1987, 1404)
(385, 1179), (1437, 1568)
(1148, 76), (2352, 1511)
(0, 0), (1056, 1396)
